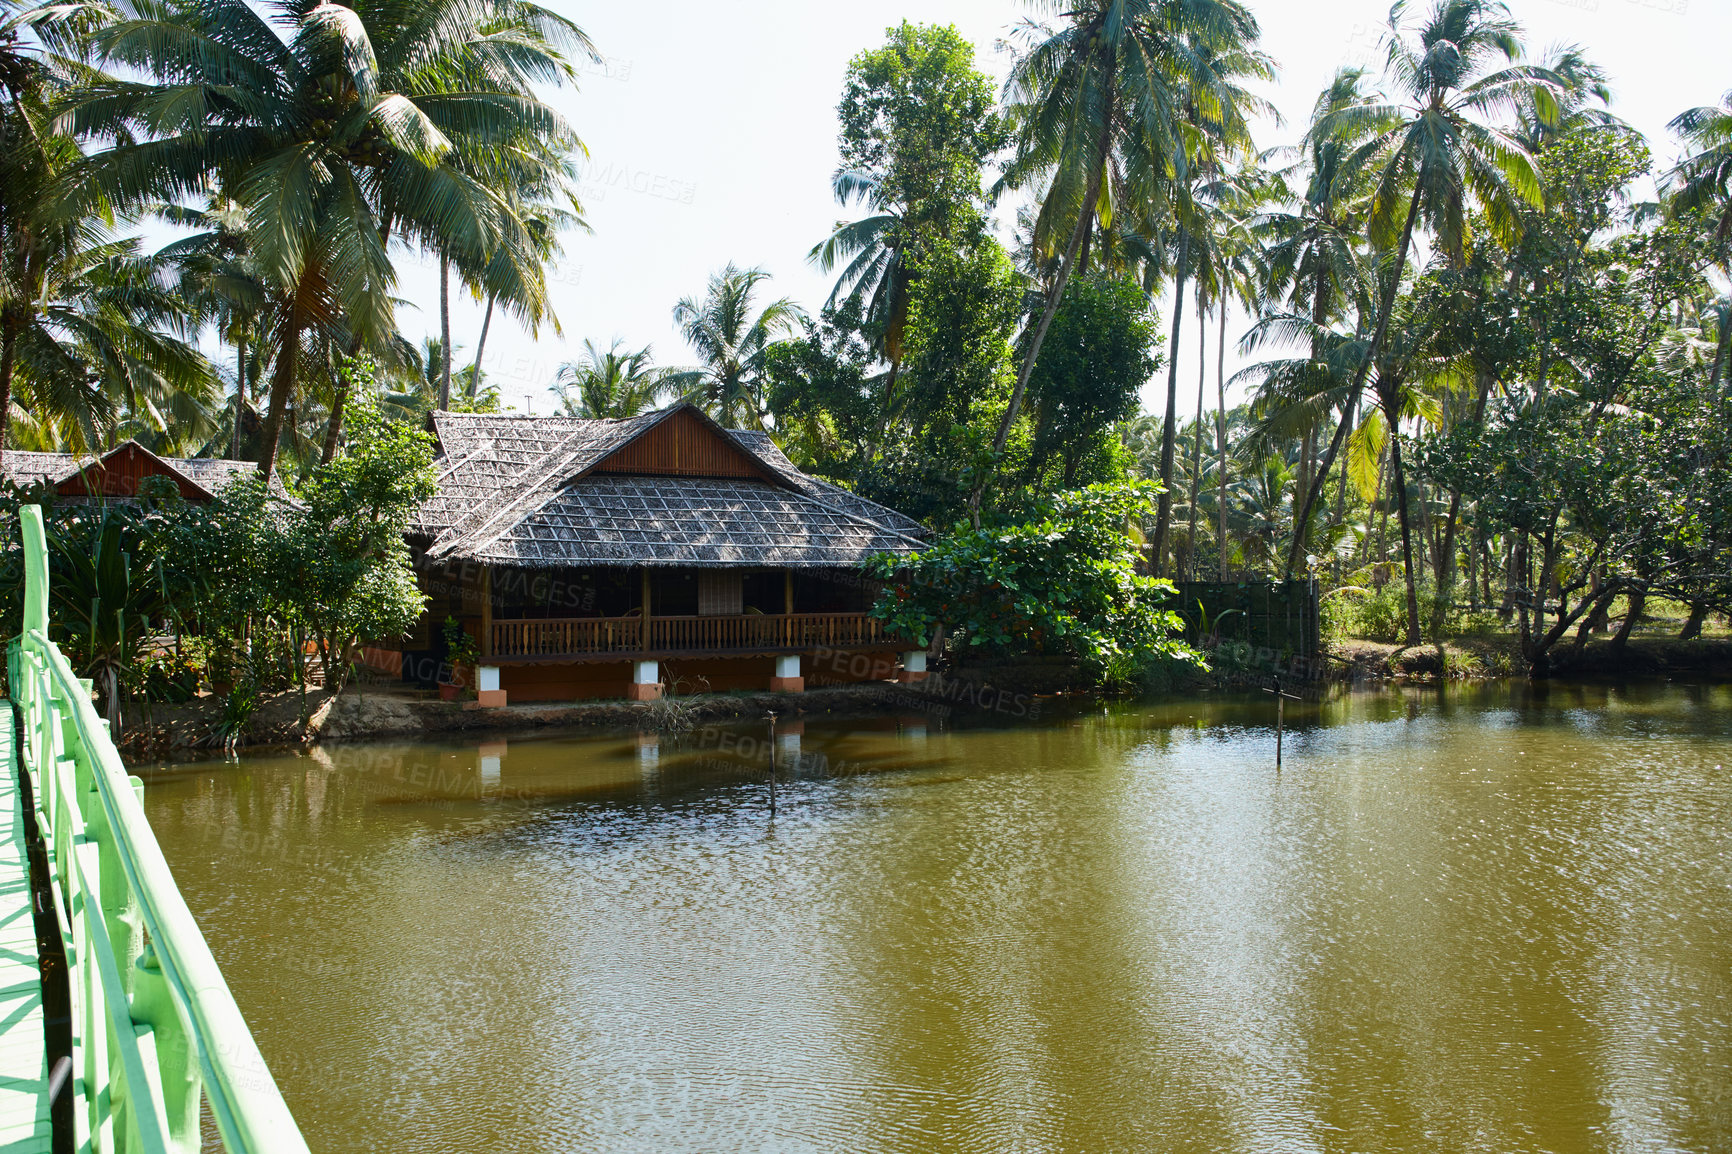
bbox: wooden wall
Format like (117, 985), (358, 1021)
(592, 408), (775, 480)
(55, 443), (210, 501)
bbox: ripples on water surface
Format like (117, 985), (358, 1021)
(145, 681), (1732, 1153)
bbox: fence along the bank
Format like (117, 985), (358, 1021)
(1172, 579), (1320, 658)
(6, 504), (309, 1154)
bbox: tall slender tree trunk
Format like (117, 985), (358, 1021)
(256, 318), (303, 484)
(438, 253), (453, 411)
(230, 333), (247, 460)
(1710, 312), (1729, 390)
(1387, 422), (1422, 646)
(1185, 291), (1207, 578)
(1285, 192), (1425, 577)
(321, 371), (347, 465)
(1216, 303), (1230, 580)
(468, 294), (496, 400)
(1151, 231), (1190, 572)
(1679, 601), (1708, 640)
(0, 321), (19, 469)
(970, 116), (1111, 525)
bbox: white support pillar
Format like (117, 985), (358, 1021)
(628, 659), (661, 702)
(476, 664), (506, 708)
(899, 649), (928, 683)
(770, 654), (803, 693)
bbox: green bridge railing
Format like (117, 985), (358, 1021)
(6, 505), (309, 1154)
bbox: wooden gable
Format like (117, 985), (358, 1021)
(54, 442), (214, 502)
(590, 406), (781, 482)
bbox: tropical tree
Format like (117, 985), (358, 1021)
(669, 263), (804, 429)
(552, 340), (672, 419)
(1667, 90), (1732, 241)
(72, 0), (593, 482)
(982, 0), (1267, 522)
(1284, 0), (1557, 579)
(810, 23), (1005, 389)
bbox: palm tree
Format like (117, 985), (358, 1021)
(669, 264), (805, 430)
(155, 197), (268, 458)
(1284, 0), (1557, 580)
(552, 340), (672, 419)
(467, 193), (584, 406)
(1145, 43), (1272, 569)
(1667, 90), (1732, 240)
(3, 219), (220, 455)
(0, 0), (95, 463)
(978, 0), (1266, 521)
(809, 170), (911, 384)
(73, 0), (593, 483)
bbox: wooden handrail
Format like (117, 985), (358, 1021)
(489, 612), (901, 659)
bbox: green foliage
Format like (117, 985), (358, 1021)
(896, 221), (1025, 507)
(1022, 274), (1159, 488)
(278, 396), (436, 687)
(838, 22), (1005, 228)
(442, 616), (480, 670)
(866, 481), (1202, 685)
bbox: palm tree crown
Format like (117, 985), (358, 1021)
(669, 263), (805, 430)
(553, 340), (672, 419)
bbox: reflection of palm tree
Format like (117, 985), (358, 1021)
(553, 341), (673, 419)
(669, 264), (805, 430)
(1285, 0), (1556, 582)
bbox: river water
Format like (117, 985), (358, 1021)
(143, 681), (1731, 1153)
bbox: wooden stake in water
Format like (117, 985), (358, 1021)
(765, 712), (778, 817)
(1264, 675), (1301, 770)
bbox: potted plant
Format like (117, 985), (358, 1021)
(440, 617), (480, 701)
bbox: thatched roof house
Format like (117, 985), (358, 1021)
(391, 404), (929, 704)
(0, 441), (273, 502)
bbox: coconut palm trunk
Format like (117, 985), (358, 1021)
(1285, 187), (1425, 578)
(969, 122), (1110, 525)
(469, 294), (496, 397)
(1385, 408), (1422, 645)
(1216, 301), (1229, 580)
(1151, 230), (1190, 571)
(1185, 291), (1207, 577)
(231, 333), (247, 460)
(0, 322), (18, 468)
(256, 316), (303, 482)
(438, 253), (453, 411)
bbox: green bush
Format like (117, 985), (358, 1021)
(867, 480), (1203, 686)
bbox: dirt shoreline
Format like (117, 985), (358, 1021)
(114, 638), (1730, 764)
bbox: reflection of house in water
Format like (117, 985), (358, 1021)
(382, 403), (931, 705)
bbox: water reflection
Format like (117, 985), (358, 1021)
(142, 681), (1732, 1153)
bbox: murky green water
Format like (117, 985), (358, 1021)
(145, 681), (1732, 1153)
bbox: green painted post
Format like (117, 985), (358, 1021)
(19, 505), (48, 638)
(87, 781), (144, 1003)
(131, 943), (202, 1154)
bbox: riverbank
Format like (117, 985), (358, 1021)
(110, 637), (1731, 763)
(1327, 635), (1732, 682)
(114, 660), (1092, 763)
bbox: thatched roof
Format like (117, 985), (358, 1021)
(419, 404), (926, 568)
(0, 442), (282, 501)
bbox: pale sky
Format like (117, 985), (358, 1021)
(394, 0), (1727, 421)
